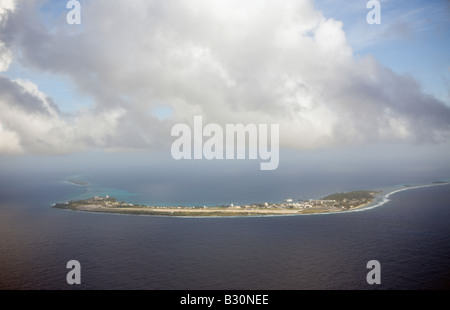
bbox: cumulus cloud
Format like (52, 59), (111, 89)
(0, 0), (15, 72)
(0, 76), (127, 153)
(0, 122), (21, 153)
(0, 0), (15, 21)
(0, 42), (12, 71)
(0, 0), (449, 154)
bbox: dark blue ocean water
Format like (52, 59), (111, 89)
(0, 171), (449, 290)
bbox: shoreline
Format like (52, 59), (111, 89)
(352, 182), (450, 213)
(54, 190), (378, 217)
(53, 182), (448, 218)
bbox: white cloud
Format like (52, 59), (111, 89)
(13, 78), (59, 116)
(0, 0), (16, 21)
(0, 0), (449, 155)
(0, 76), (127, 154)
(0, 42), (12, 72)
(0, 122), (21, 154)
(0, 0), (14, 72)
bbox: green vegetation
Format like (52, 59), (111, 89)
(321, 190), (377, 210)
(54, 189), (378, 217)
(322, 190), (375, 201)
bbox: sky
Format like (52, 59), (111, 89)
(0, 0), (449, 179)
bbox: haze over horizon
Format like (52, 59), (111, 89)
(0, 0), (449, 184)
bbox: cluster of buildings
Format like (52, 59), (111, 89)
(227, 198), (341, 211)
(70, 194), (369, 212)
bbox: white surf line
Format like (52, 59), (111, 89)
(349, 182), (449, 213)
(145, 182), (450, 218)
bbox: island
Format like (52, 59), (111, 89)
(53, 190), (378, 217)
(67, 179), (89, 186)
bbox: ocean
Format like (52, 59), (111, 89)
(0, 166), (449, 290)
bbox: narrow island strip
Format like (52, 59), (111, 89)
(53, 190), (378, 217)
(66, 179), (89, 186)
